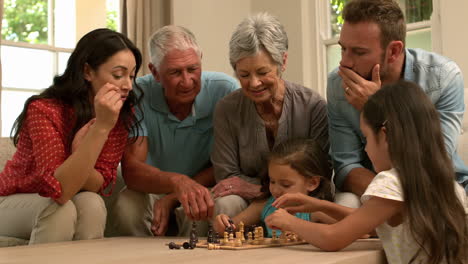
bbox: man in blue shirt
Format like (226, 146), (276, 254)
(113, 25), (240, 236)
(328, 0), (467, 207)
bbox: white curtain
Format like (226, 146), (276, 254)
(121, 0), (171, 76)
(0, 0), (4, 134)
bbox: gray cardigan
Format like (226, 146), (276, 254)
(211, 80), (329, 185)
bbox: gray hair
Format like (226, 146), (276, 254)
(229, 12), (288, 71)
(148, 25), (202, 70)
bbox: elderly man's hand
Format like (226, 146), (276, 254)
(212, 176), (262, 200)
(339, 64), (381, 111)
(172, 175), (214, 221)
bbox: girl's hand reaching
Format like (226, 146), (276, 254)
(94, 83), (123, 131)
(264, 208), (295, 232)
(272, 193), (322, 214)
(214, 214), (236, 234)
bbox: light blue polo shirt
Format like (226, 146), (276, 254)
(132, 71), (238, 177)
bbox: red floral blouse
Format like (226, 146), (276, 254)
(0, 99), (128, 200)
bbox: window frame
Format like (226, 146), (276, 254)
(1, 0), (74, 136)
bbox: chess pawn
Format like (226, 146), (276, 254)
(228, 233), (235, 246)
(258, 226), (264, 241)
(252, 228), (259, 245)
(223, 232), (229, 245)
(272, 230), (279, 243)
(234, 233), (242, 247)
(247, 232), (253, 244)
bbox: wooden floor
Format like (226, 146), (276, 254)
(0, 237), (386, 264)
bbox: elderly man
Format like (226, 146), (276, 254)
(113, 25), (239, 236)
(328, 0), (468, 207)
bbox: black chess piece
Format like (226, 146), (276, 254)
(207, 223), (214, 243)
(214, 232), (220, 244)
(190, 222), (198, 244)
(168, 242), (180, 249)
(182, 242), (190, 249)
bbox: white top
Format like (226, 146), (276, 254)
(361, 168), (468, 264)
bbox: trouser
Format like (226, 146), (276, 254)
(334, 191), (362, 208)
(112, 187), (248, 237)
(0, 192), (106, 245)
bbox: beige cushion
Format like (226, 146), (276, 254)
(0, 137), (15, 171)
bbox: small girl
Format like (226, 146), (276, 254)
(267, 80), (467, 264)
(214, 138), (335, 237)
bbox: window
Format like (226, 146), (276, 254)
(324, 0), (434, 73)
(1, 0), (120, 137)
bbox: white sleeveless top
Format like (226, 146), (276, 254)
(361, 168), (467, 264)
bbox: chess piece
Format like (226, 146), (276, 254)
(190, 222), (198, 244)
(223, 232), (229, 245)
(279, 231), (287, 243)
(208, 243), (220, 250)
(207, 223), (214, 243)
(247, 232), (253, 244)
(238, 222), (245, 243)
(234, 237), (242, 247)
(258, 226), (264, 241)
(182, 242), (190, 249)
(214, 232), (220, 244)
(228, 233), (235, 246)
(168, 242), (181, 249)
(252, 228), (259, 245)
(225, 218), (235, 234)
(272, 230), (278, 243)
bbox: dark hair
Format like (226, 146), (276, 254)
(343, 0), (406, 49)
(362, 80), (467, 264)
(262, 138), (334, 202)
(11, 28), (143, 148)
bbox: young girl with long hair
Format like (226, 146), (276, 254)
(214, 138), (335, 236)
(267, 80), (467, 264)
(0, 28), (143, 244)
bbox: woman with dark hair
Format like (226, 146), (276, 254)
(0, 28), (143, 244)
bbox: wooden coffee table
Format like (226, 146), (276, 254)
(0, 237), (386, 264)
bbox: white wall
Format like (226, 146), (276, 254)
(76, 0), (107, 41)
(171, 0), (319, 91)
(172, 0), (250, 77)
(437, 0), (468, 80)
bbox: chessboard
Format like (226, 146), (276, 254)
(196, 238), (307, 250)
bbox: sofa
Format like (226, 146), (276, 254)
(1, 89), (467, 246)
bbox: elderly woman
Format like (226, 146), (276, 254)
(211, 13), (329, 210)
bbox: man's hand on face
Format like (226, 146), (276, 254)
(173, 175), (214, 221)
(339, 64), (381, 111)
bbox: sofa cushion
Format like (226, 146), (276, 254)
(0, 138), (15, 171)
